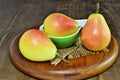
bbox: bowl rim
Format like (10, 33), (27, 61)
(39, 25), (81, 38)
(39, 19), (87, 38)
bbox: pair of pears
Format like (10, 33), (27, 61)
(19, 13), (79, 61)
(19, 8), (111, 61)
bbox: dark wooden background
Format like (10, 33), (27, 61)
(0, 0), (120, 80)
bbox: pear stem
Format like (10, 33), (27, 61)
(96, 2), (99, 14)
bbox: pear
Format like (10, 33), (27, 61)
(81, 2), (111, 51)
(19, 29), (57, 61)
(43, 13), (79, 36)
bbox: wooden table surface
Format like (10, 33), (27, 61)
(0, 0), (120, 80)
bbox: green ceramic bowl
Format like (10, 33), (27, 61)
(49, 27), (81, 48)
(39, 19), (87, 48)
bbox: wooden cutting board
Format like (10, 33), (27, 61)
(9, 27), (118, 80)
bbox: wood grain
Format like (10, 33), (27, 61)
(9, 25), (118, 80)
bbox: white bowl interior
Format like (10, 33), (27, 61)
(39, 19), (87, 38)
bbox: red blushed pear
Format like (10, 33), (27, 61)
(19, 29), (57, 61)
(43, 13), (79, 36)
(80, 2), (111, 51)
